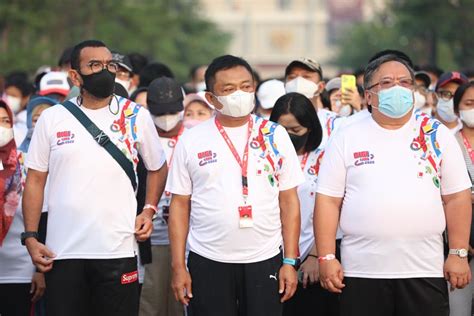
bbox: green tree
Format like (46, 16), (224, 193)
(334, 0), (474, 71)
(0, 0), (230, 81)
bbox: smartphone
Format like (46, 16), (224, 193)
(341, 74), (356, 93)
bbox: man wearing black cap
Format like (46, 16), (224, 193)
(112, 52), (134, 94)
(139, 76), (184, 316)
(435, 71), (469, 133)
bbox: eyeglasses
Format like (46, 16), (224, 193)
(83, 60), (119, 74)
(367, 77), (414, 90)
(436, 90), (455, 101)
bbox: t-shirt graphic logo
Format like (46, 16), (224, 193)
(121, 270), (138, 284)
(56, 131), (75, 145)
(353, 151), (375, 166)
(198, 150), (217, 166)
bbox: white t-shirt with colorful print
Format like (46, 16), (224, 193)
(317, 111), (471, 278)
(26, 96), (166, 260)
(166, 115), (304, 263)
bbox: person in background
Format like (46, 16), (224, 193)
(4, 73), (33, 145)
(131, 87), (148, 108)
(139, 76), (184, 316)
(139, 62), (174, 88)
(451, 81), (474, 316)
(127, 53), (149, 96)
(419, 64), (444, 90)
(256, 79), (285, 120)
(38, 71), (70, 103)
(57, 47), (73, 73)
(269, 93), (339, 316)
(325, 77), (361, 117)
(182, 93), (214, 129)
(184, 64), (208, 93)
(435, 71), (469, 133)
(0, 100), (33, 316)
(354, 68), (365, 87)
(413, 71), (433, 115)
(112, 52), (134, 94)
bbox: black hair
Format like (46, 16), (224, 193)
(5, 72), (33, 96)
(128, 53), (149, 75)
(418, 64), (444, 78)
(205, 55), (253, 93)
(364, 54), (415, 90)
(270, 92), (323, 153)
(138, 62), (174, 88)
(462, 68), (474, 79)
(189, 64), (206, 80)
(70, 40), (107, 71)
(354, 67), (365, 77)
(58, 46), (74, 67)
(453, 82), (474, 114)
(368, 49), (413, 68)
(130, 87), (148, 102)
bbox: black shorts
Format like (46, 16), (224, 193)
(0, 283), (32, 316)
(187, 251), (283, 316)
(340, 277), (449, 316)
(45, 257), (139, 316)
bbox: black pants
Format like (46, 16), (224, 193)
(187, 251), (283, 316)
(45, 257), (139, 316)
(283, 282), (339, 316)
(0, 283), (32, 316)
(340, 277), (449, 316)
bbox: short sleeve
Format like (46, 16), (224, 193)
(165, 136), (192, 195)
(316, 131), (347, 197)
(439, 130), (471, 195)
(136, 107), (166, 171)
(275, 126), (305, 191)
(25, 112), (50, 172)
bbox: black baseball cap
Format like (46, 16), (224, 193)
(112, 52), (133, 73)
(147, 77), (184, 116)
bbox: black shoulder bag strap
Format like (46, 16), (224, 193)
(61, 100), (137, 191)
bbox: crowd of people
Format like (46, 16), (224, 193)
(0, 39), (473, 316)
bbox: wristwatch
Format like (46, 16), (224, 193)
(283, 257), (301, 269)
(21, 231), (39, 246)
(449, 248), (469, 258)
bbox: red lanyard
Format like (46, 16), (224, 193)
(461, 130), (474, 164)
(215, 117), (253, 200)
(300, 152), (310, 171)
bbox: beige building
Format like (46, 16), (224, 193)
(199, 0), (386, 79)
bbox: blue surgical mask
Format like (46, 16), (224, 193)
(376, 85), (414, 118)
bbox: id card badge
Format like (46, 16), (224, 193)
(238, 205), (253, 228)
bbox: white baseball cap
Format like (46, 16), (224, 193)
(257, 79), (286, 110)
(39, 71), (70, 96)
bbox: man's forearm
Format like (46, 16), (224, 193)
(280, 188), (301, 258)
(314, 194), (342, 256)
(145, 164), (168, 207)
(169, 195), (190, 270)
(23, 171), (47, 232)
(444, 189), (472, 248)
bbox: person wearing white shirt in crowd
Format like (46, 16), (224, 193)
(139, 76), (185, 316)
(434, 71), (469, 134)
(22, 40), (168, 316)
(167, 55), (304, 316)
(315, 53), (472, 316)
(269, 93), (340, 316)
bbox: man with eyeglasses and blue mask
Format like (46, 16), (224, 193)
(21, 40), (168, 316)
(314, 53), (472, 316)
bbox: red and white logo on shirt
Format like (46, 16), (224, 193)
(198, 150), (217, 166)
(56, 131), (75, 146)
(121, 270), (138, 284)
(353, 151), (375, 166)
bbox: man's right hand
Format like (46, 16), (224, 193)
(171, 266), (193, 306)
(25, 239), (55, 272)
(319, 258), (345, 293)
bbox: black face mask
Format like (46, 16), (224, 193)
(289, 132), (308, 152)
(80, 69), (116, 99)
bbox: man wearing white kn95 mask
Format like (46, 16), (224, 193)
(167, 55), (304, 316)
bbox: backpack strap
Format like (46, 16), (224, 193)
(62, 100), (137, 191)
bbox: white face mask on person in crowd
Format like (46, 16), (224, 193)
(460, 109), (474, 128)
(153, 113), (181, 132)
(115, 78), (131, 92)
(5, 95), (22, 114)
(335, 100), (352, 117)
(215, 90), (255, 118)
(413, 91), (426, 109)
(436, 98), (458, 123)
(0, 126), (14, 147)
(285, 77), (320, 99)
(195, 81), (206, 92)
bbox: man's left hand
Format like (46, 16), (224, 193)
(135, 210), (154, 241)
(30, 272), (46, 302)
(278, 264), (297, 303)
(444, 255), (472, 290)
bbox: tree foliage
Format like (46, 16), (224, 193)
(334, 0), (474, 71)
(0, 0), (230, 81)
